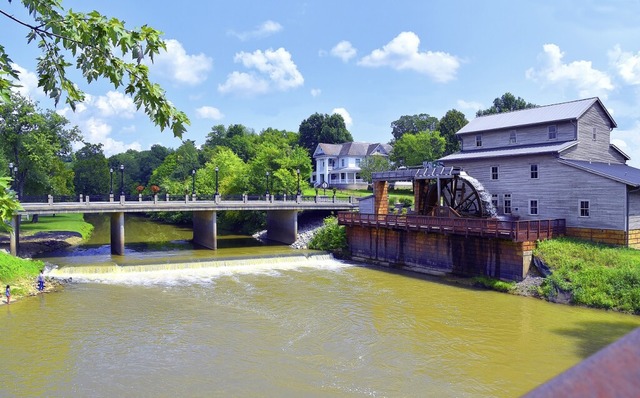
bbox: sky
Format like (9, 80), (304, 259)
(2, 0), (640, 167)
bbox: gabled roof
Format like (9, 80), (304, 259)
(558, 159), (640, 187)
(313, 142), (392, 158)
(457, 97), (617, 135)
(439, 141), (577, 162)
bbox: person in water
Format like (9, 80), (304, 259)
(5, 285), (10, 305)
(37, 270), (45, 292)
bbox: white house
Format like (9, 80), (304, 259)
(313, 142), (392, 190)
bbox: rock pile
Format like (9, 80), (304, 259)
(252, 217), (326, 250)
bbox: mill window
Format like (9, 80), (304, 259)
(548, 125), (557, 140)
(476, 134), (482, 147)
(491, 166), (499, 180)
(529, 199), (539, 215)
(491, 194), (498, 209)
(509, 130), (517, 144)
(580, 200), (590, 217)
(530, 164), (538, 179)
(592, 128), (597, 141)
(503, 194), (512, 214)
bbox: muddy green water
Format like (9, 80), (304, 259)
(1, 215), (638, 397)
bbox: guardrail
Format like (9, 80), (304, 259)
(337, 212), (566, 242)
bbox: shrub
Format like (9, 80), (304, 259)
(309, 216), (347, 252)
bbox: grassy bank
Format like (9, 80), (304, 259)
(19, 213), (93, 239)
(534, 237), (640, 314)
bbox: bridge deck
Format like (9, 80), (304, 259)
(338, 212), (566, 242)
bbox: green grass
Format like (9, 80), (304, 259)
(0, 251), (44, 296)
(19, 213), (93, 239)
(534, 237), (640, 314)
(472, 276), (515, 292)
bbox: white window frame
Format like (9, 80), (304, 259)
(509, 130), (517, 144)
(355, 158), (361, 167)
(529, 199), (539, 215)
(579, 200), (590, 217)
(530, 164), (539, 179)
(476, 134), (482, 147)
(548, 125), (557, 140)
(503, 194), (512, 214)
(491, 166), (499, 180)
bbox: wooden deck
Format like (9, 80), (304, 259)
(338, 212), (566, 242)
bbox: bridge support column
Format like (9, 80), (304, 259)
(193, 211), (217, 250)
(110, 212), (125, 255)
(266, 210), (298, 244)
(9, 215), (20, 256)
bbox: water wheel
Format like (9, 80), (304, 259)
(420, 176), (486, 217)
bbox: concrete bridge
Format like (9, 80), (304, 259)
(10, 193), (358, 256)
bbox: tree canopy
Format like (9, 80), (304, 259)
(0, 0), (189, 137)
(390, 130), (446, 167)
(439, 109), (468, 155)
(298, 113), (352, 158)
(476, 93), (537, 116)
(390, 114), (439, 142)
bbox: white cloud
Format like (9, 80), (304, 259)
(88, 91), (137, 118)
(525, 44), (614, 99)
(332, 107), (352, 128)
(609, 44), (640, 85)
(9, 63), (42, 98)
(74, 117), (141, 156)
(358, 32), (460, 83)
(195, 106), (224, 120)
(457, 99), (483, 113)
(612, 120), (640, 168)
(229, 20), (283, 41)
(310, 88), (321, 97)
(219, 48), (303, 96)
(331, 41), (357, 62)
(153, 39), (212, 85)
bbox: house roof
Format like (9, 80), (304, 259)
(314, 142), (392, 157)
(558, 159), (640, 187)
(439, 141), (577, 162)
(457, 97), (617, 135)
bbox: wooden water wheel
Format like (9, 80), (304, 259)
(420, 176), (486, 217)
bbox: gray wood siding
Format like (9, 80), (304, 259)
(561, 104), (622, 163)
(460, 121), (575, 151)
(447, 155), (628, 230)
(630, 190), (640, 230)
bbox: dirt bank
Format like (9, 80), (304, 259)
(0, 231), (83, 259)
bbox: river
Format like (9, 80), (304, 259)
(1, 214), (638, 397)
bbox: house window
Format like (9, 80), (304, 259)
(321, 160), (324, 168)
(355, 158), (361, 167)
(592, 127), (597, 141)
(530, 164), (538, 179)
(341, 159), (345, 167)
(509, 130), (517, 144)
(491, 166), (499, 180)
(579, 200), (590, 217)
(476, 134), (482, 147)
(529, 199), (538, 215)
(504, 194), (512, 214)
(491, 194), (498, 209)
(548, 125), (557, 140)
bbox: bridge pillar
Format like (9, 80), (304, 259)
(266, 210), (298, 244)
(373, 181), (389, 215)
(110, 212), (125, 255)
(9, 215), (20, 256)
(193, 211), (217, 250)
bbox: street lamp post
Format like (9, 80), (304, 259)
(110, 168), (114, 195)
(215, 167), (219, 196)
(8, 162), (13, 191)
(296, 168), (301, 196)
(265, 171), (270, 196)
(191, 169), (196, 196)
(119, 164), (124, 196)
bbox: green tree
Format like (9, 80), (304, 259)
(0, 0), (189, 137)
(73, 142), (109, 195)
(476, 92), (537, 116)
(0, 176), (21, 232)
(390, 114), (439, 142)
(359, 155), (392, 183)
(391, 130), (446, 167)
(439, 109), (468, 155)
(298, 113), (352, 158)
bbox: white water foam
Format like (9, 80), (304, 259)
(46, 254), (352, 286)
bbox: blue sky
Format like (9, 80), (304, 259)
(2, 0), (640, 167)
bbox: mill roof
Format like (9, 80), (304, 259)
(558, 159), (640, 187)
(439, 141), (577, 162)
(457, 97), (617, 135)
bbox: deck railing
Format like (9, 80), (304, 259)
(337, 212), (566, 242)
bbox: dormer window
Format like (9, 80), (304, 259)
(509, 130), (517, 144)
(548, 125), (557, 140)
(475, 134), (482, 147)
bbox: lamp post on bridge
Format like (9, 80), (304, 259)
(109, 168), (113, 195)
(191, 169), (196, 196)
(215, 166), (219, 196)
(265, 171), (270, 196)
(8, 162), (13, 191)
(296, 168), (301, 196)
(119, 164), (124, 197)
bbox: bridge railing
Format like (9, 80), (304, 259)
(337, 212), (565, 242)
